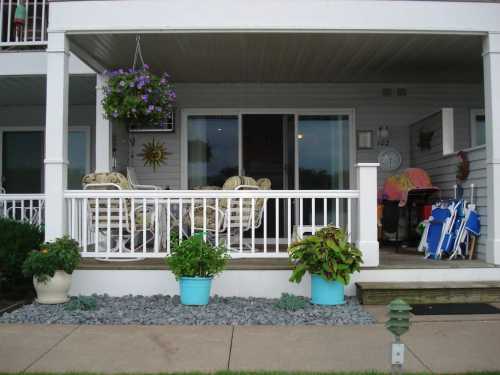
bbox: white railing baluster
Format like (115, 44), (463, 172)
(32, 0), (37, 41)
(239, 197), (243, 253)
(82, 197), (88, 253)
(299, 198), (303, 237)
(227, 198), (231, 250)
(41, 0), (46, 41)
(71, 198), (76, 239)
(106, 198), (111, 253)
(251, 198), (255, 253)
(166, 198), (171, 254)
(263, 199), (267, 253)
(29, 199), (33, 224)
(21, 199), (25, 221)
(7, 0), (12, 42)
(130, 198), (135, 252)
(215, 198), (219, 247)
(154, 198), (159, 253)
(311, 197), (316, 234)
(178, 198), (183, 244)
(23, 1), (28, 42)
(94, 198), (99, 252)
(335, 197), (340, 228)
(142, 198), (147, 252)
(323, 198), (327, 226)
(118, 197), (123, 253)
(190, 198), (195, 235)
(347, 198), (352, 241)
(275, 198), (279, 253)
(287, 197), (291, 247)
(202, 198), (207, 242)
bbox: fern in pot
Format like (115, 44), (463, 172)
(288, 226), (363, 305)
(166, 233), (229, 305)
(22, 236), (81, 304)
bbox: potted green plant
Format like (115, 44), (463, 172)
(22, 236), (81, 304)
(166, 233), (229, 305)
(288, 226), (363, 305)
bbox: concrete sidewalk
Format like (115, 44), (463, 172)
(1, 310), (500, 373)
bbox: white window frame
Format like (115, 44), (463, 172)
(0, 126), (91, 192)
(180, 108), (356, 190)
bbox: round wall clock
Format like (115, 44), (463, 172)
(377, 148), (402, 172)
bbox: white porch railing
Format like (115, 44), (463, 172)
(65, 190), (360, 259)
(0, 0), (48, 47)
(0, 193), (45, 225)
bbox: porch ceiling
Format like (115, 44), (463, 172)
(69, 33), (483, 83)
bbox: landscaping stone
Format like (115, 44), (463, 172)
(0, 295), (375, 326)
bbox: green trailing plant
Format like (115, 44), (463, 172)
(0, 218), (43, 291)
(166, 232), (229, 279)
(22, 236), (81, 283)
(64, 295), (98, 311)
(274, 293), (308, 311)
(288, 226), (363, 285)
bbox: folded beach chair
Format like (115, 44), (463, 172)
(424, 203), (452, 260)
(440, 200), (464, 256)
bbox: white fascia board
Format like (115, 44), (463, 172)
(0, 51), (94, 76)
(49, 0), (500, 34)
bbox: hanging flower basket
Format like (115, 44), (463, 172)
(101, 64), (176, 130)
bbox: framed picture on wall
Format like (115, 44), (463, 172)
(357, 130), (373, 150)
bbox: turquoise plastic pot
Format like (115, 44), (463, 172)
(179, 277), (213, 305)
(311, 274), (345, 305)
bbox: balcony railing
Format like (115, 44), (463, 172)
(0, 193), (45, 226)
(0, 0), (48, 47)
(64, 189), (360, 259)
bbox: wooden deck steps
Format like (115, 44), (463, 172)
(356, 281), (500, 305)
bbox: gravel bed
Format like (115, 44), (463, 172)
(0, 295), (375, 326)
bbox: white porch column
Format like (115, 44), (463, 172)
(356, 163), (379, 267)
(44, 32), (69, 241)
(95, 73), (112, 172)
(483, 33), (500, 265)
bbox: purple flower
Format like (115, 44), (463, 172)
(129, 82), (135, 88)
(112, 111), (119, 118)
(160, 78), (167, 84)
(118, 69), (124, 74)
(141, 94), (149, 102)
(168, 91), (177, 100)
(143, 64), (150, 70)
(156, 107), (162, 113)
(147, 105), (155, 113)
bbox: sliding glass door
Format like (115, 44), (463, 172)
(187, 115), (239, 188)
(185, 111), (353, 191)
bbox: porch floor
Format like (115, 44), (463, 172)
(77, 246), (496, 270)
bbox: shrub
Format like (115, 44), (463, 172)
(274, 293), (308, 311)
(0, 218), (43, 291)
(64, 295), (98, 311)
(288, 226), (363, 285)
(22, 236), (81, 283)
(166, 232), (229, 279)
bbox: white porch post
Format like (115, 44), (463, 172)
(44, 31), (69, 241)
(95, 73), (112, 172)
(483, 33), (500, 265)
(356, 163), (379, 267)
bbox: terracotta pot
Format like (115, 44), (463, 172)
(33, 270), (72, 304)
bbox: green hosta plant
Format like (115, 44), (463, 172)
(22, 236), (81, 282)
(166, 233), (230, 279)
(64, 295), (98, 311)
(288, 226), (363, 285)
(274, 293), (308, 311)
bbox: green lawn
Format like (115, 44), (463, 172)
(3, 372), (499, 375)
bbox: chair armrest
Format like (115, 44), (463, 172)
(132, 184), (162, 190)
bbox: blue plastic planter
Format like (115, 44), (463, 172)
(179, 277), (213, 305)
(311, 274), (345, 305)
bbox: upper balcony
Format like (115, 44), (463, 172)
(0, 0), (48, 49)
